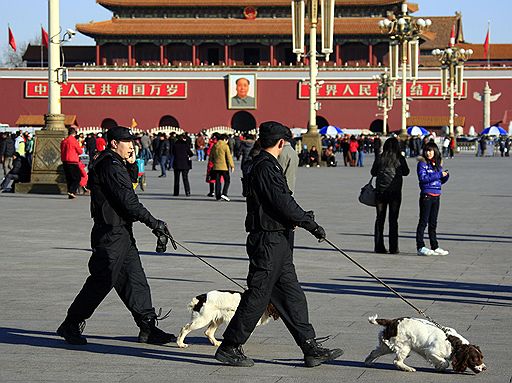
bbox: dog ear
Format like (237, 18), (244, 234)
(451, 345), (470, 373)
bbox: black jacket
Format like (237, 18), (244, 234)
(1, 137), (15, 157)
(88, 149), (157, 228)
(371, 155), (410, 193)
(157, 139), (170, 157)
(172, 139), (193, 170)
(245, 151), (317, 233)
(9, 156), (31, 182)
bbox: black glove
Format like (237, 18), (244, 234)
(152, 220), (177, 253)
(310, 225), (326, 241)
(305, 210), (315, 221)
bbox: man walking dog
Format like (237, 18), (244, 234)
(215, 121), (343, 367)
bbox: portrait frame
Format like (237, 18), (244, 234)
(228, 73), (257, 110)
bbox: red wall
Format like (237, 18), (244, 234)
(1, 70), (511, 133)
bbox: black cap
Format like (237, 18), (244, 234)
(258, 121), (291, 141)
(107, 126), (136, 142)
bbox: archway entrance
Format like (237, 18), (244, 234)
(159, 115), (180, 128)
(231, 111), (256, 132)
(101, 118), (118, 130)
(370, 119), (386, 134)
(305, 116), (329, 130)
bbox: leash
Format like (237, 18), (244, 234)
(323, 237), (448, 333)
(163, 233), (246, 290)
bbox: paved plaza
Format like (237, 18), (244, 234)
(0, 153), (510, 382)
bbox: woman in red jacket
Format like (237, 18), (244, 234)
(61, 127), (83, 198)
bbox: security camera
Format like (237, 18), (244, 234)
(66, 28), (76, 36)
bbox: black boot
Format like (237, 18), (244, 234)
(301, 337), (344, 368)
(138, 317), (176, 345)
(215, 342), (254, 367)
(56, 319), (87, 345)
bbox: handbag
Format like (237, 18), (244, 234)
(359, 176), (377, 207)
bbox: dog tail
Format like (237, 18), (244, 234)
(368, 314), (393, 327)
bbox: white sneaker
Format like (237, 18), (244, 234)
(433, 247), (449, 255)
(417, 247), (435, 256)
(220, 194), (230, 202)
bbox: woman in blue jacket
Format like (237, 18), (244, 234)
(416, 142), (450, 256)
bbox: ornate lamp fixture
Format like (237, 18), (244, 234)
(378, 3), (431, 138)
(372, 69), (395, 135)
(432, 46), (473, 140)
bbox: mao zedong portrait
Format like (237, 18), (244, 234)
(231, 77), (255, 108)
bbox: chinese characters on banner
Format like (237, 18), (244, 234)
(298, 80), (467, 99)
(25, 80), (187, 98)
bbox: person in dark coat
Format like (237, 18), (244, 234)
(370, 137), (410, 254)
(0, 152), (30, 192)
(172, 134), (193, 196)
(56, 126), (177, 346)
(1, 133), (16, 176)
(239, 134), (255, 169)
(215, 121), (343, 368)
(156, 134), (170, 177)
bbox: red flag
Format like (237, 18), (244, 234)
(483, 28), (490, 59)
(8, 27), (16, 51)
(449, 24), (456, 47)
(42, 27), (49, 48)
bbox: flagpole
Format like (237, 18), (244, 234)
(487, 20), (491, 69)
(41, 25), (43, 68)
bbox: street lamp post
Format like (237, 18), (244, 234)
(17, 0), (75, 194)
(378, 3), (431, 139)
(373, 69), (394, 135)
(292, 0), (334, 150)
(432, 46), (473, 140)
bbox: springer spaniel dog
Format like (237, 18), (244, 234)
(365, 314), (486, 373)
(176, 290), (280, 348)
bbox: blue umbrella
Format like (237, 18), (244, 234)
(407, 126), (429, 136)
(319, 125), (343, 136)
(480, 126), (507, 136)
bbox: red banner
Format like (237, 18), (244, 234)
(25, 80), (187, 99)
(299, 80), (467, 99)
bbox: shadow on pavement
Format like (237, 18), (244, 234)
(301, 276), (512, 307)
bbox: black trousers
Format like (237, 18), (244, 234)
(223, 230), (315, 346)
(63, 162), (81, 194)
(416, 194), (440, 250)
(213, 170), (230, 199)
(374, 190), (402, 252)
(173, 169), (190, 196)
(66, 224), (155, 325)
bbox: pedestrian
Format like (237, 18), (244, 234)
(172, 134), (193, 196)
(415, 142), (450, 256)
(157, 133), (170, 177)
(308, 145), (320, 167)
(140, 132), (152, 164)
(215, 121), (343, 368)
(61, 127), (83, 199)
(56, 126), (177, 346)
(239, 133), (256, 170)
(1, 132), (15, 176)
(356, 136), (365, 167)
(277, 135), (299, 193)
(370, 137), (410, 254)
(0, 151), (30, 192)
(95, 133), (106, 152)
(194, 133), (206, 162)
(209, 133), (234, 201)
(348, 135), (358, 166)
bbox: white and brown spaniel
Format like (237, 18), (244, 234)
(176, 290), (280, 348)
(365, 314), (486, 374)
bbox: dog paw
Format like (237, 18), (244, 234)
(177, 342), (189, 348)
(213, 340), (222, 347)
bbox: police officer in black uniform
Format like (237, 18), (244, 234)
(215, 121), (343, 367)
(57, 126), (176, 345)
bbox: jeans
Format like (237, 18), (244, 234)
(374, 191), (402, 252)
(416, 194), (440, 250)
(196, 149), (205, 161)
(159, 155), (168, 176)
(357, 151), (364, 167)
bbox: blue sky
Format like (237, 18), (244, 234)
(1, 0), (510, 55)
